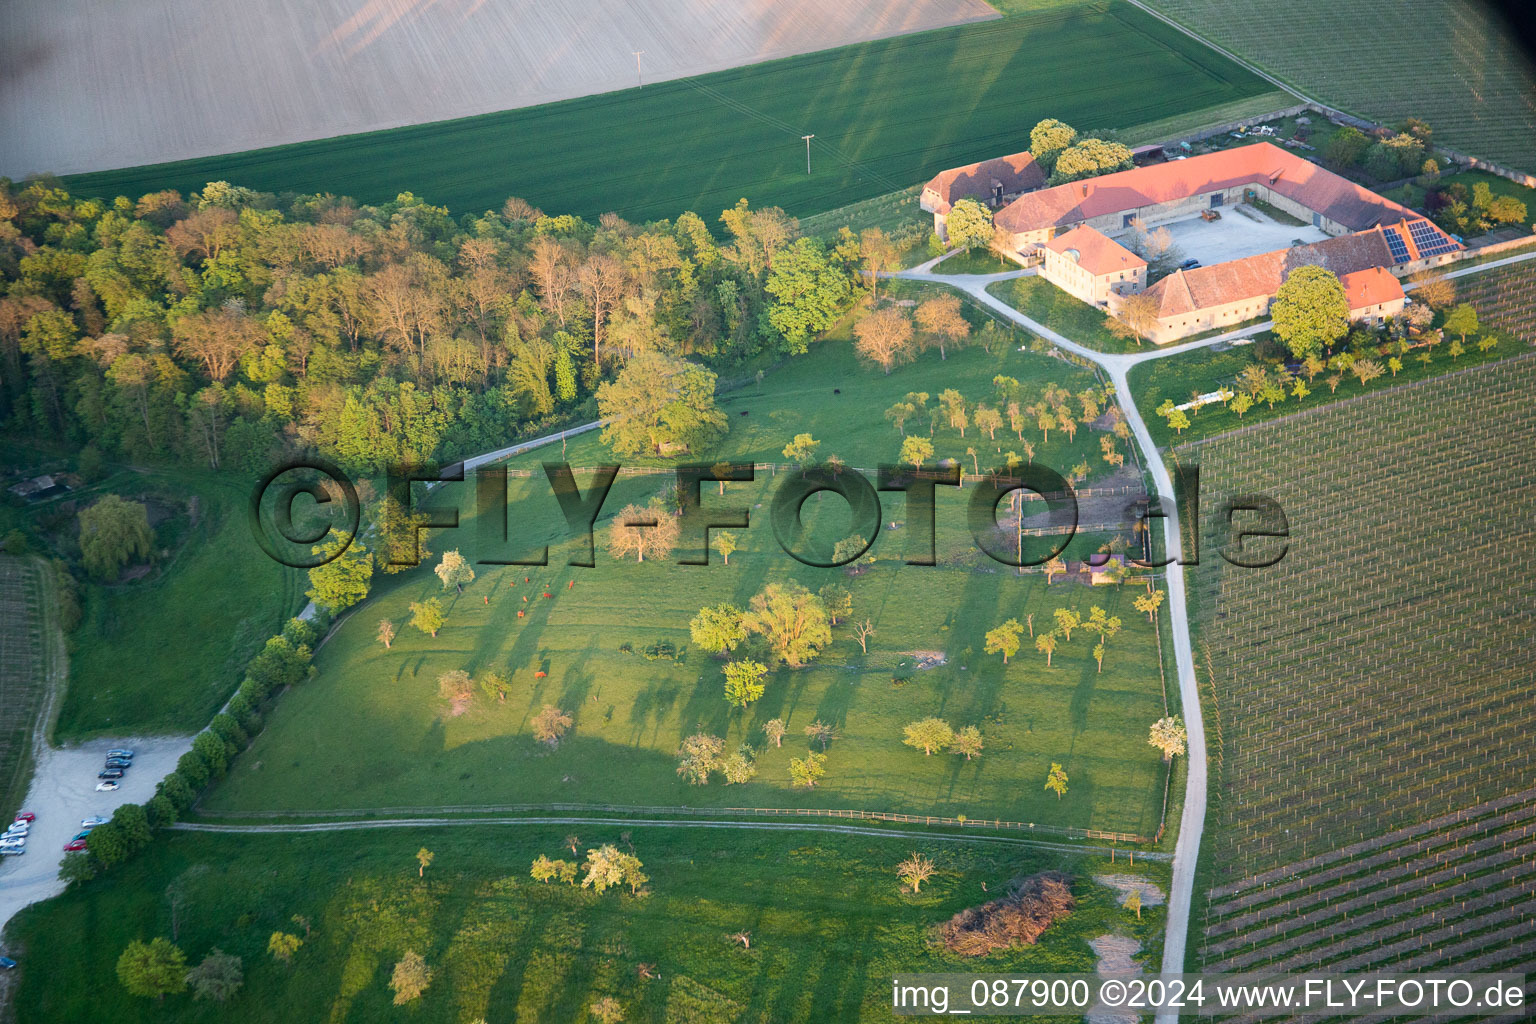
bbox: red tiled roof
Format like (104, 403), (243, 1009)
(1141, 231), (1396, 317)
(1339, 266), (1406, 309)
(922, 151), (1045, 215)
(996, 143), (1419, 235)
(1043, 225), (1145, 276)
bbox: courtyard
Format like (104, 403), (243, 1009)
(1137, 204), (1330, 266)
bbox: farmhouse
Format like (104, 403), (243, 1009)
(921, 150), (1044, 240)
(919, 142), (1456, 342)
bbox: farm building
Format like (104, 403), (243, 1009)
(921, 150), (1045, 240)
(1039, 225), (1146, 305)
(927, 141), (1457, 342)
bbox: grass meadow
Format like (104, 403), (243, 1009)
(202, 329), (1174, 836)
(60, 1), (1275, 223)
(56, 475), (308, 740)
(8, 826), (1168, 1023)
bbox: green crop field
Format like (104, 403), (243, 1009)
(200, 321), (1177, 837)
(60, 1), (1276, 223)
(1143, 0), (1536, 173)
(1179, 356), (1536, 970)
(7, 825), (1168, 1023)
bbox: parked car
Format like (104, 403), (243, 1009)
(0, 957), (16, 968)
(2, 827), (27, 840)
(95, 781), (119, 792)
(0, 839), (24, 851)
(1178, 258), (1201, 270)
(4, 821), (28, 833)
(104, 759), (132, 769)
(81, 816), (109, 827)
(106, 749), (134, 759)
(0, 848), (23, 857)
(13, 812), (35, 822)
(63, 839), (87, 852)
(72, 830), (94, 842)
(97, 768), (124, 780)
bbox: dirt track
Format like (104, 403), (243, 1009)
(0, 0), (996, 178)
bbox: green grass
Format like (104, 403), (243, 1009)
(985, 276), (1140, 354)
(933, 249), (1023, 275)
(7, 826), (1167, 1023)
(59, 2), (1273, 222)
(54, 473), (307, 739)
(201, 332), (1172, 837)
(1142, 0), (1536, 174)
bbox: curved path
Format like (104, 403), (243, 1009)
(170, 815), (1171, 859)
(895, 245), (1536, 1011)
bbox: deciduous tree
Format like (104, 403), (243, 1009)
(390, 950), (432, 1004)
(690, 603), (746, 655)
(953, 725), (984, 761)
(984, 619), (1025, 663)
(723, 660), (769, 707)
(435, 548), (475, 592)
(78, 494), (153, 579)
(903, 717), (954, 756)
(742, 583), (831, 668)
(117, 938), (187, 1000)
(1045, 762), (1069, 799)
(532, 705), (573, 746)
(1148, 715), (1188, 761)
(789, 751), (827, 788)
(854, 306), (915, 374)
(185, 949), (243, 1002)
(409, 598), (445, 637)
(1271, 265), (1349, 359)
(896, 852), (937, 893)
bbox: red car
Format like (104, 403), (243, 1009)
(63, 839), (87, 852)
(13, 812), (35, 823)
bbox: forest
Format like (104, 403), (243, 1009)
(0, 180), (898, 476)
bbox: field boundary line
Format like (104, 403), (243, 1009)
(168, 816), (1171, 858)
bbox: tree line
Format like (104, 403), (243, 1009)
(0, 179), (911, 475)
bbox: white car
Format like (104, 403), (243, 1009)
(0, 847), (23, 857)
(95, 781), (120, 792)
(2, 827), (26, 840)
(81, 817), (109, 827)
(0, 839), (24, 851)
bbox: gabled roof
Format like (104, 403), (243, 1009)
(996, 143), (1427, 236)
(1339, 266), (1406, 309)
(1042, 225), (1145, 276)
(1140, 231), (1397, 317)
(922, 151), (1045, 215)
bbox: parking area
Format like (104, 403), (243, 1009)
(1150, 205), (1331, 266)
(0, 737), (191, 945)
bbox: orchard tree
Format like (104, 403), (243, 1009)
(853, 618), (876, 654)
(713, 530), (738, 565)
(1271, 265), (1349, 359)
(479, 670), (510, 703)
(1036, 631), (1059, 668)
(903, 717), (954, 756)
(1148, 715), (1188, 761)
(804, 720), (837, 751)
(267, 932), (302, 966)
(1126, 891), (1142, 919)
(818, 583), (852, 625)
(854, 306), (916, 374)
(742, 583), (832, 668)
(789, 751), (827, 788)
(1109, 292), (1161, 347)
(377, 619), (396, 649)
(677, 732), (725, 784)
(416, 847), (435, 877)
(1133, 589), (1165, 623)
(598, 352), (728, 456)
(591, 996), (626, 1024)
(946, 198), (993, 251)
(915, 294), (971, 359)
(435, 549), (475, 592)
(609, 499), (680, 562)
(690, 603), (746, 655)
(1050, 139), (1133, 185)
(896, 852), (938, 893)
(583, 845), (647, 895)
(1443, 303), (1479, 345)
(1053, 608), (1081, 641)
(984, 619), (1025, 663)
(953, 725), (985, 761)
(185, 949), (243, 1002)
(723, 659), (769, 707)
(1045, 762), (1069, 800)
(409, 598), (445, 638)
(79, 495), (154, 579)
(783, 432), (821, 465)
(117, 938), (187, 1001)
(532, 705), (574, 746)
(763, 718), (787, 747)
(307, 537), (373, 613)
(899, 434), (935, 468)
(390, 951), (432, 1005)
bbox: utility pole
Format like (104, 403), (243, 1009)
(632, 51), (644, 88)
(802, 134), (815, 174)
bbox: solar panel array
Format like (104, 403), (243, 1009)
(1407, 218), (1460, 257)
(1383, 226), (1412, 264)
